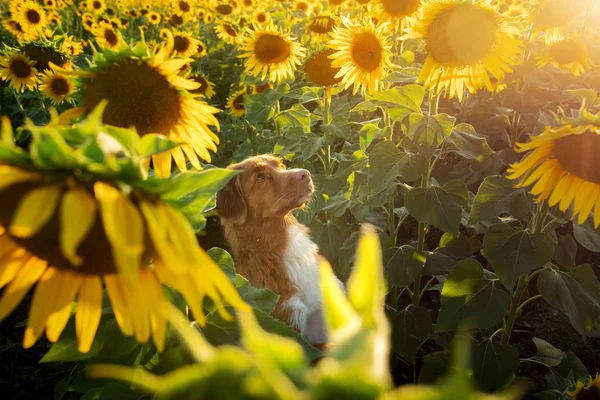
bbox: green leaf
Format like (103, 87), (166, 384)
(369, 84), (425, 112)
(405, 180), (469, 236)
(531, 338), (564, 367)
(275, 103), (311, 132)
(162, 168), (240, 209)
(566, 89), (598, 105)
(443, 123), (494, 160)
(469, 175), (533, 225)
(483, 223), (555, 290)
(424, 233), (473, 275)
(368, 141), (428, 198)
(436, 259), (510, 332)
(138, 134), (181, 158)
(406, 113), (455, 158)
(384, 245), (424, 288)
(572, 217), (600, 252)
(392, 307), (433, 364)
(102, 125), (140, 154)
(418, 351), (450, 384)
(471, 339), (519, 392)
(208, 247), (236, 283)
(235, 275), (279, 314)
(537, 264), (600, 337)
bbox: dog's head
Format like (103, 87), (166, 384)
(216, 155), (313, 225)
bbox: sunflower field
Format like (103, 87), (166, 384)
(1, 0), (600, 398)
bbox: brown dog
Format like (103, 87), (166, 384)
(217, 155), (342, 345)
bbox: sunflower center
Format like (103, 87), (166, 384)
(233, 94), (245, 110)
(92, 0), (102, 9)
(351, 32), (383, 72)
(296, 2), (308, 12)
(195, 76), (208, 92)
(174, 36), (191, 52)
(223, 23), (238, 37)
(577, 385), (600, 400)
(254, 34), (290, 64)
(426, 4), (498, 66)
(216, 4), (233, 15)
(104, 29), (118, 46)
(382, 0), (420, 17)
(549, 40), (586, 64)
(22, 45), (67, 72)
(309, 16), (336, 34)
(83, 62), (182, 136)
(304, 49), (342, 86)
(198, 43), (205, 53)
(170, 14), (183, 26)
(179, 0), (190, 12)
(554, 131), (600, 184)
(26, 9), (41, 24)
(534, 0), (585, 29)
(50, 77), (70, 95)
(257, 13), (267, 23)
(10, 59), (32, 78)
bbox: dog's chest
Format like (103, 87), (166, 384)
(282, 224), (321, 310)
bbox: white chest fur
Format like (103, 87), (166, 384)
(282, 224), (342, 344)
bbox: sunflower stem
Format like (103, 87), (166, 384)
(322, 87), (333, 175)
(411, 170), (430, 307)
(428, 90), (441, 116)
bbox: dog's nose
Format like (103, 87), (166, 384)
(294, 169), (311, 181)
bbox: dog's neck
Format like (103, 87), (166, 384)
(221, 213), (300, 298)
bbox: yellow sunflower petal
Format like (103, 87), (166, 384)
(0, 258), (47, 322)
(60, 188), (97, 266)
(10, 184), (62, 238)
(76, 275), (103, 353)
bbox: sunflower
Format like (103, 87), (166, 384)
(239, 24), (306, 83)
(253, 9), (270, 26)
(403, 0), (523, 101)
(227, 89), (246, 117)
(252, 82), (271, 93)
(21, 42), (70, 72)
(328, 16), (391, 95)
(14, 0), (46, 36)
(44, 0), (57, 7)
(196, 40), (207, 58)
(294, 0), (312, 15)
(507, 109), (600, 227)
(47, 10), (61, 26)
(204, 11), (214, 24)
(0, 51), (38, 93)
(93, 21), (122, 51)
(2, 20), (28, 41)
(172, 32), (200, 58)
(168, 13), (184, 28)
(190, 74), (215, 98)
(568, 375), (600, 400)
(304, 49), (342, 86)
(308, 15), (337, 34)
(89, 0), (106, 14)
(147, 11), (161, 24)
(377, 0), (422, 20)
(537, 37), (592, 76)
(532, 0), (587, 43)
(215, 3), (234, 16)
(38, 70), (74, 104)
(56, 33), (220, 178)
(215, 20), (241, 44)
(0, 116), (248, 353)
(171, 0), (194, 16)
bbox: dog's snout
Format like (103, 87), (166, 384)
(295, 169), (311, 181)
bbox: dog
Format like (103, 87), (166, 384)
(216, 155), (342, 346)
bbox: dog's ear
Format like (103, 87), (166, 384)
(216, 175), (247, 225)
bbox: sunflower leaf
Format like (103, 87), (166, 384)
(406, 113), (456, 159)
(138, 134), (182, 159)
(471, 339), (520, 392)
(469, 175), (533, 225)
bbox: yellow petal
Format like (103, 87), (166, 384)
(24, 267), (62, 348)
(577, 185), (599, 225)
(46, 270), (82, 342)
(0, 258), (47, 322)
(104, 274), (134, 336)
(559, 177), (583, 212)
(60, 189), (97, 266)
(140, 268), (167, 352)
(76, 275), (103, 353)
(94, 182), (144, 280)
(319, 258), (356, 334)
(10, 184), (62, 238)
(0, 248), (29, 289)
(152, 152), (173, 179)
(0, 166), (40, 192)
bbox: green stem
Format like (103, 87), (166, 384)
(322, 87), (332, 176)
(517, 294), (542, 315)
(411, 172), (429, 306)
(429, 90), (440, 116)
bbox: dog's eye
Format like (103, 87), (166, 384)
(256, 173), (265, 182)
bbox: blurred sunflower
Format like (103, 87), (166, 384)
(56, 32), (220, 178)
(168, 13), (184, 28)
(14, 0), (46, 36)
(0, 51), (38, 93)
(328, 16), (391, 95)
(253, 9), (270, 26)
(537, 37), (591, 76)
(172, 32), (200, 58)
(147, 11), (161, 25)
(204, 11), (214, 24)
(304, 49), (342, 86)
(568, 375), (600, 400)
(507, 109), (600, 227)
(190, 74), (215, 98)
(2, 20), (28, 41)
(47, 10), (61, 26)
(532, 0), (586, 43)
(215, 2), (234, 16)
(93, 21), (122, 51)
(404, 0), (523, 101)
(38, 70), (74, 104)
(308, 15), (337, 34)
(0, 116), (248, 353)
(171, 0), (194, 17)
(252, 82), (271, 93)
(21, 41), (70, 72)
(44, 0), (57, 7)
(295, 0), (312, 15)
(215, 21), (241, 44)
(239, 24), (306, 83)
(227, 89), (246, 117)
(196, 40), (207, 58)
(377, 0), (422, 20)
(89, 0), (106, 14)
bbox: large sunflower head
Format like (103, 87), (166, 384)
(0, 50), (38, 93)
(13, 0), (46, 36)
(537, 37), (592, 76)
(568, 375), (600, 400)
(0, 110), (248, 354)
(404, 0), (523, 101)
(238, 24), (306, 83)
(532, 0), (587, 43)
(226, 89), (246, 117)
(304, 49), (342, 86)
(328, 16), (392, 95)
(507, 108), (600, 227)
(38, 70), (74, 104)
(56, 32), (221, 178)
